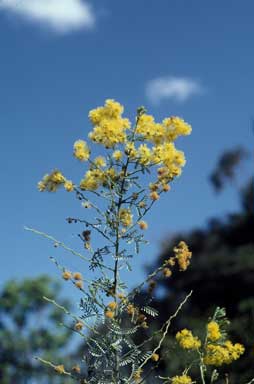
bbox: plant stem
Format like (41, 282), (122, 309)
(200, 361), (206, 384)
(112, 158), (130, 382)
(112, 114), (141, 382)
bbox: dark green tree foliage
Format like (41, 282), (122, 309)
(210, 146), (248, 191)
(142, 150), (254, 383)
(0, 275), (73, 384)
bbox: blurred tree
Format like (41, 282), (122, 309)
(209, 146), (248, 192)
(0, 275), (74, 384)
(141, 148), (254, 383)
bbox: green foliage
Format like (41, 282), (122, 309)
(143, 174), (254, 383)
(0, 275), (74, 383)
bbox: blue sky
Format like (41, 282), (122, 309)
(0, 0), (253, 298)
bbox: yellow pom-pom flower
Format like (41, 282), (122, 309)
(176, 329), (201, 350)
(174, 241), (192, 271)
(105, 310), (115, 319)
(73, 272), (83, 280)
(162, 268), (172, 278)
(163, 116), (192, 141)
(54, 364), (65, 374)
(112, 150), (123, 161)
(64, 180), (74, 192)
(94, 156), (106, 167)
(137, 144), (152, 166)
(207, 321), (221, 342)
(171, 374), (192, 384)
(38, 170), (65, 192)
(73, 140), (90, 161)
(151, 353), (159, 362)
(204, 341), (244, 366)
(88, 99), (130, 148)
(75, 281), (83, 289)
(74, 321), (84, 331)
(138, 221), (148, 230)
(107, 301), (118, 310)
(150, 191), (160, 201)
(133, 369), (142, 383)
(119, 208), (133, 227)
(62, 271), (72, 280)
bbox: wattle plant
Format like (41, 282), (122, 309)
(27, 100), (251, 384)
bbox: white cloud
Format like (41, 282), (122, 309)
(146, 76), (203, 104)
(0, 0), (95, 33)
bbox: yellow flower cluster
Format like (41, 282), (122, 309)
(105, 301), (118, 319)
(137, 143), (152, 166)
(204, 341), (245, 366)
(38, 171), (75, 193)
(161, 241), (192, 279)
(152, 143), (186, 188)
(153, 143), (185, 171)
(123, 143), (185, 194)
(163, 116), (192, 142)
(88, 99), (130, 148)
(38, 170), (65, 192)
(207, 321), (221, 342)
(136, 114), (191, 145)
(123, 141), (186, 188)
(80, 169), (105, 191)
(119, 208), (133, 227)
(171, 375), (193, 384)
(125, 142), (137, 158)
(174, 241), (192, 271)
(73, 140), (90, 161)
(127, 113), (191, 191)
(38, 100), (192, 198)
(136, 114), (164, 144)
(176, 329), (201, 350)
(80, 167), (117, 191)
(62, 270), (83, 290)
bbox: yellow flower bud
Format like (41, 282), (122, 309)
(105, 310), (115, 319)
(62, 271), (72, 280)
(138, 221), (148, 230)
(151, 353), (160, 362)
(54, 365), (65, 374)
(74, 321), (84, 331)
(107, 301), (117, 310)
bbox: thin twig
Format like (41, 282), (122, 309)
(139, 290), (193, 369)
(24, 226), (114, 272)
(43, 296), (99, 334)
(127, 291), (193, 383)
(34, 357), (75, 379)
